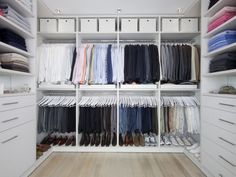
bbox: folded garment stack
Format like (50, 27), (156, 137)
(0, 3), (31, 32)
(0, 53), (29, 73)
(209, 52), (236, 73)
(18, 0), (33, 12)
(0, 29), (28, 51)
(208, 0), (219, 10)
(208, 7), (236, 32)
(208, 30), (236, 52)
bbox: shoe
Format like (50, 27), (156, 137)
(71, 136), (76, 146)
(149, 133), (157, 146)
(37, 144), (50, 152)
(128, 133), (133, 146)
(134, 133), (140, 147)
(124, 133), (129, 146)
(139, 134), (145, 147)
(59, 136), (68, 146)
(175, 136), (184, 146)
(187, 136), (195, 145)
(182, 136), (191, 146)
(163, 135), (171, 145)
(65, 136), (73, 146)
(160, 136), (165, 146)
(80, 133), (85, 146)
(186, 143), (199, 150)
(95, 133), (101, 146)
(41, 135), (50, 144)
(90, 133), (96, 146)
(169, 135), (178, 146)
(101, 133), (106, 147)
(53, 136), (61, 146)
(112, 133), (117, 146)
(84, 133), (90, 146)
(144, 134), (150, 146)
(119, 134), (124, 146)
(190, 146), (200, 154)
(46, 135), (55, 145)
(195, 153), (200, 158)
(106, 133), (111, 147)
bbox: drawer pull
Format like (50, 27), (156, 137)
(218, 174), (223, 177)
(2, 102), (19, 106)
(1, 117), (19, 123)
(219, 103), (235, 107)
(219, 155), (236, 167)
(219, 118), (235, 125)
(219, 137), (235, 146)
(1, 135), (18, 144)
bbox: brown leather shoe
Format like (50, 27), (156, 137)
(45, 135), (55, 145)
(134, 133), (140, 146)
(37, 144), (50, 152)
(65, 136), (73, 146)
(53, 136), (61, 146)
(124, 133), (129, 146)
(119, 134), (124, 146)
(139, 134), (145, 147)
(59, 136), (68, 146)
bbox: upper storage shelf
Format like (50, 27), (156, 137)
(161, 32), (200, 40)
(204, 0), (236, 17)
(1, 0), (34, 18)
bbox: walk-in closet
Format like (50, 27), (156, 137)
(0, 0), (235, 177)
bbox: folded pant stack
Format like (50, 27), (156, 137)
(0, 29), (28, 51)
(208, 30), (236, 52)
(0, 53), (29, 72)
(0, 3), (31, 32)
(209, 52), (236, 73)
(208, 7), (236, 32)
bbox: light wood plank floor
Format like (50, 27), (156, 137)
(29, 153), (206, 177)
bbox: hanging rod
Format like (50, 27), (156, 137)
(43, 39), (76, 44)
(161, 39), (195, 44)
(81, 39), (156, 44)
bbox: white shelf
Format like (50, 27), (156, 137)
(205, 42), (236, 58)
(38, 32), (76, 40)
(202, 93), (236, 99)
(37, 87), (76, 91)
(204, 69), (236, 77)
(204, 0), (236, 17)
(0, 92), (35, 97)
(0, 68), (33, 76)
(161, 32), (200, 40)
(161, 88), (200, 92)
(0, 16), (33, 39)
(79, 85), (117, 90)
(1, 0), (34, 18)
(78, 32), (117, 40)
(119, 32), (159, 40)
(0, 42), (32, 57)
(204, 16), (236, 38)
(120, 84), (158, 90)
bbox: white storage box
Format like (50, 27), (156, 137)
(180, 18), (199, 32)
(121, 18), (138, 32)
(39, 19), (57, 33)
(58, 18), (75, 32)
(80, 18), (97, 32)
(139, 18), (157, 32)
(99, 18), (116, 32)
(162, 18), (179, 32)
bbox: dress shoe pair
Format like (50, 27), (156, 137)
(112, 133), (117, 146)
(101, 133), (111, 147)
(80, 133), (90, 146)
(90, 133), (101, 146)
(124, 132), (133, 146)
(65, 135), (76, 146)
(134, 132), (145, 147)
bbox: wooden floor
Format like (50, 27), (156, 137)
(29, 153), (205, 177)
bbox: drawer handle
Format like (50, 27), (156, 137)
(218, 174), (223, 177)
(219, 118), (235, 125)
(1, 117), (19, 123)
(219, 103), (235, 107)
(219, 155), (236, 167)
(1, 135), (18, 144)
(2, 102), (19, 106)
(219, 137), (235, 146)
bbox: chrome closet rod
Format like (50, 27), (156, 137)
(81, 39), (156, 43)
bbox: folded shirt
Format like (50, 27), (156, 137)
(1, 62), (29, 72)
(208, 7), (236, 23)
(0, 53), (28, 63)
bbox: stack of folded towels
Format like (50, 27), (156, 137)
(0, 29), (28, 52)
(208, 30), (236, 52)
(0, 53), (29, 73)
(208, 7), (236, 33)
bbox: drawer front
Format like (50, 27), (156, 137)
(58, 18), (75, 32)
(202, 122), (236, 155)
(0, 95), (35, 112)
(121, 18), (138, 32)
(139, 18), (157, 32)
(202, 151), (235, 177)
(80, 18), (97, 32)
(0, 121), (36, 177)
(202, 107), (236, 133)
(202, 138), (236, 175)
(0, 106), (35, 133)
(180, 18), (198, 32)
(202, 96), (236, 113)
(99, 18), (116, 32)
(162, 18), (179, 32)
(40, 19), (57, 33)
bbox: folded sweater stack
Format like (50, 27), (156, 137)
(0, 53), (29, 73)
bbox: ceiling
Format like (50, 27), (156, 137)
(38, 0), (200, 17)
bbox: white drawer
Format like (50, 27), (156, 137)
(202, 96), (236, 113)
(99, 18), (116, 32)
(39, 18), (57, 33)
(58, 18), (75, 32)
(0, 95), (35, 112)
(202, 138), (236, 175)
(80, 18), (97, 32)
(202, 151), (235, 177)
(202, 107), (236, 134)
(202, 122), (236, 155)
(0, 106), (35, 133)
(0, 121), (36, 177)
(180, 18), (198, 32)
(139, 18), (157, 32)
(121, 18), (138, 32)
(162, 18), (179, 32)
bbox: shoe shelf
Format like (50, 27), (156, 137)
(0, 42), (33, 58)
(204, 16), (236, 38)
(204, 0), (236, 17)
(0, 16), (33, 39)
(204, 69), (236, 77)
(1, 0), (34, 18)
(0, 68), (34, 76)
(160, 32), (200, 40)
(205, 42), (236, 58)
(79, 84), (117, 90)
(38, 32), (76, 40)
(120, 84), (158, 90)
(184, 149), (201, 169)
